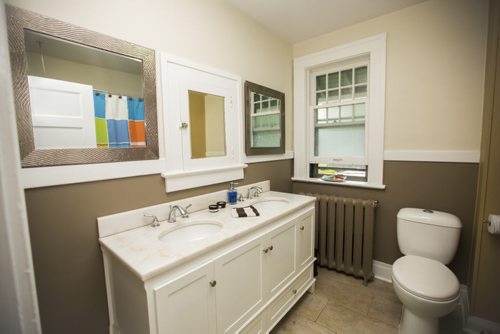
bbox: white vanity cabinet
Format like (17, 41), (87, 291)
(100, 190), (315, 334)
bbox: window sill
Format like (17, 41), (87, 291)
(291, 177), (386, 190)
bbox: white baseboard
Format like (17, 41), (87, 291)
(373, 260), (393, 282)
(465, 316), (500, 334)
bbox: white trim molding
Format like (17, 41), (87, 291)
(160, 53), (245, 192)
(21, 159), (165, 189)
(384, 150), (480, 163)
(0, 3), (41, 331)
(293, 33), (386, 188)
(372, 260), (393, 282)
(245, 150), (294, 164)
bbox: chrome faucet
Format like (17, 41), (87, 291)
(144, 213), (161, 228)
(246, 186), (264, 199)
(167, 204), (192, 223)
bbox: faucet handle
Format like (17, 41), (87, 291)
(143, 213), (160, 227)
(182, 204), (192, 218)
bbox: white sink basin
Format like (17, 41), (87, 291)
(159, 220), (223, 243)
(250, 197), (291, 211)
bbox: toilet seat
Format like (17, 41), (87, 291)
(392, 255), (459, 302)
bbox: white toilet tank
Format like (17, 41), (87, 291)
(397, 208), (462, 264)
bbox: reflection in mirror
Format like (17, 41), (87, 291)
(7, 5), (158, 167)
(188, 90), (226, 159)
(25, 30), (145, 150)
(245, 81), (285, 155)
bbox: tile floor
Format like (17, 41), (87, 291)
(271, 267), (464, 334)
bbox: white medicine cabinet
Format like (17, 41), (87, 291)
(160, 54), (246, 192)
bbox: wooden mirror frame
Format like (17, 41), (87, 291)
(244, 81), (285, 156)
(6, 5), (159, 167)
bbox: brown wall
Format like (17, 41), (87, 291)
(25, 159), (292, 334)
(292, 160), (478, 284)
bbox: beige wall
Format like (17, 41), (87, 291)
(8, 0), (293, 151)
(294, 0), (488, 152)
(5, 0), (294, 332)
(26, 52), (143, 97)
(188, 91), (206, 159)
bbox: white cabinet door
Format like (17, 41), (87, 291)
(28, 75), (96, 149)
(154, 263), (216, 334)
(263, 222), (296, 298)
(214, 239), (264, 334)
(296, 213), (314, 271)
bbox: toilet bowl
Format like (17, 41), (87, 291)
(392, 255), (460, 334)
(393, 208), (462, 334)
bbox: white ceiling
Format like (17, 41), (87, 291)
(225, 0), (428, 43)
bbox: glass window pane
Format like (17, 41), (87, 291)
(253, 102), (260, 113)
(354, 103), (365, 120)
(341, 69), (352, 87)
(340, 105), (353, 122)
(328, 89), (339, 102)
(262, 100), (269, 111)
(341, 88), (352, 100)
(252, 130), (280, 148)
(328, 107), (339, 122)
(355, 66), (368, 84)
(328, 72), (339, 88)
(270, 99), (278, 110)
(355, 85), (367, 98)
(316, 75), (326, 91)
(254, 93), (260, 102)
(316, 92), (327, 105)
(314, 124), (365, 157)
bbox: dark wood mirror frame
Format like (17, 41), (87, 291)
(244, 81), (285, 156)
(6, 5), (159, 167)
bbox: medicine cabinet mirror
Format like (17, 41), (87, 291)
(7, 5), (158, 167)
(244, 81), (285, 155)
(160, 54), (245, 192)
(188, 90), (226, 159)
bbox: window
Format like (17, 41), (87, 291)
(310, 57), (369, 181)
(293, 34), (386, 189)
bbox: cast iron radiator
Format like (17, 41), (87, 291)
(304, 193), (378, 285)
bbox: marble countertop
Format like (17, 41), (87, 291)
(99, 191), (315, 281)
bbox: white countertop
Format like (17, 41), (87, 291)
(99, 191), (315, 281)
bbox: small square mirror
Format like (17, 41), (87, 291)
(244, 81), (285, 155)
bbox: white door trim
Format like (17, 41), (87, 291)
(0, 2), (41, 333)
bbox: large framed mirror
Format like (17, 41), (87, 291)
(244, 81), (285, 155)
(6, 5), (158, 167)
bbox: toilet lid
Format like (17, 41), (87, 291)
(392, 255), (459, 301)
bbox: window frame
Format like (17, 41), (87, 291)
(309, 57), (369, 166)
(293, 34), (386, 189)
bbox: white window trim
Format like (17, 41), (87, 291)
(293, 33), (386, 189)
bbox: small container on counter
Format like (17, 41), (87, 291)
(208, 204), (219, 213)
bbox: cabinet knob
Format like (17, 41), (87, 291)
(299, 226), (305, 231)
(179, 122), (189, 129)
(269, 245), (274, 251)
(209, 280), (217, 287)
(292, 289), (297, 294)
(263, 248), (269, 253)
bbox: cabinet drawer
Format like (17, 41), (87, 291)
(237, 313), (264, 334)
(267, 267), (313, 329)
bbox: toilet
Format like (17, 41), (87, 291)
(392, 208), (462, 334)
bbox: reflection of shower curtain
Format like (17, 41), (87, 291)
(93, 91), (145, 148)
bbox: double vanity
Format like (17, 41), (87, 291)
(98, 181), (316, 334)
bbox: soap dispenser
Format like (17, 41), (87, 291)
(227, 182), (238, 205)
